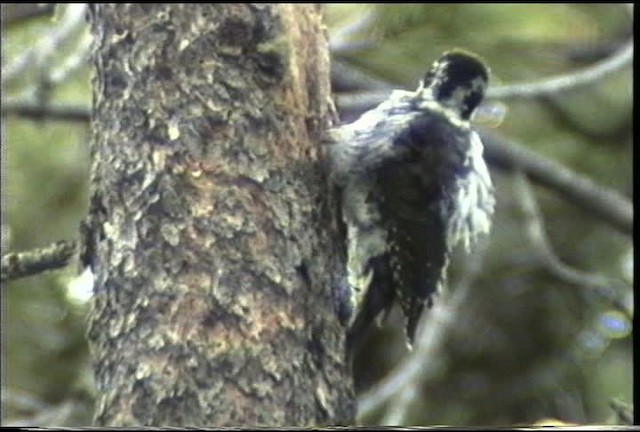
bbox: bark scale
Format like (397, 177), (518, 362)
(83, 4), (354, 426)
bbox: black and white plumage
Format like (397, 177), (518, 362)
(326, 50), (495, 347)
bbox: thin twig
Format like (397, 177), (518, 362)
(485, 309), (631, 408)
(482, 131), (632, 237)
(4, 400), (76, 427)
(1, 240), (77, 282)
(48, 30), (93, 87)
(335, 90), (389, 118)
(539, 94), (632, 144)
(2, 4), (56, 26)
(609, 399), (633, 425)
(1, 101), (91, 123)
(357, 291), (464, 419)
(486, 39), (633, 101)
(334, 34), (633, 110)
(512, 171), (632, 318)
(357, 242), (488, 420)
(562, 38), (631, 64)
(329, 8), (376, 55)
(2, 4), (88, 86)
(380, 382), (418, 426)
(331, 60), (393, 93)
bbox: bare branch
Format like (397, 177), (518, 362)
(562, 37), (631, 64)
(48, 30), (93, 87)
(2, 4), (55, 26)
(2, 4), (88, 86)
(481, 130), (632, 237)
(380, 381), (418, 426)
(488, 327), (619, 409)
(512, 171), (632, 318)
(335, 36), (633, 112)
(609, 399), (633, 425)
(1, 101), (91, 123)
(331, 60), (393, 93)
(486, 39), (633, 101)
(357, 242), (488, 419)
(1, 240), (77, 282)
(335, 90), (389, 119)
(539, 94), (632, 143)
(4, 400), (76, 427)
(357, 292), (462, 419)
(329, 8), (376, 55)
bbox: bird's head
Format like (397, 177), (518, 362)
(420, 50), (489, 120)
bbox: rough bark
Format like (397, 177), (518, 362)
(83, 4), (354, 426)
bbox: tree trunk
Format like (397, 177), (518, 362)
(83, 4), (354, 426)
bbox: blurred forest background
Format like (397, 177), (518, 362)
(1, 4), (633, 427)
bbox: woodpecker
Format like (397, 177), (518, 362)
(326, 50), (495, 347)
